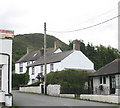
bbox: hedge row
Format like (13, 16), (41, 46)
(46, 69), (91, 94)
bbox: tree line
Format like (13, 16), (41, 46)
(66, 40), (120, 70)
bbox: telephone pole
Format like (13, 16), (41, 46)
(44, 22), (47, 94)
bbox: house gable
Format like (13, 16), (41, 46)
(61, 50), (94, 70)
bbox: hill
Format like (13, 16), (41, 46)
(12, 33), (120, 71)
(12, 33), (68, 70)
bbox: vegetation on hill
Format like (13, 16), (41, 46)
(46, 69), (91, 94)
(12, 33), (68, 70)
(66, 40), (120, 70)
(12, 33), (120, 70)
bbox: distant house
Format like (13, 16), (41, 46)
(89, 59), (120, 95)
(0, 30), (14, 106)
(15, 47), (62, 74)
(27, 40), (94, 84)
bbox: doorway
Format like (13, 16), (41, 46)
(110, 75), (116, 94)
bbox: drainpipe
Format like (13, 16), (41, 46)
(0, 53), (10, 94)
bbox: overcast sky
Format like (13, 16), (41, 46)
(0, 0), (119, 49)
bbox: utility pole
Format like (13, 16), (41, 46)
(44, 22), (47, 94)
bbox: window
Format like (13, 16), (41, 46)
(118, 75), (120, 88)
(0, 67), (2, 90)
(103, 76), (106, 84)
(19, 63), (23, 72)
(50, 64), (54, 72)
(100, 76), (102, 84)
(111, 76), (116, 88)
(32, 79), (35, 83)
(32, 67), (35, 75)
(27, 61), (30, 65)
(41, 65), (43, 73)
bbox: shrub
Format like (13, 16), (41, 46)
(12, 68), (29, 89)
(46, 69), (91, 94)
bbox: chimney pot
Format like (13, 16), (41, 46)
(73, 40), (80, 51)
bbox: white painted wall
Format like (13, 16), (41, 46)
(15, 61), (34, 74)
(80, 94), (120, 104)
(47, 84), (60, 96)
(93, 76), (110, 95)
(92, 75), (120, 95)
(61, 50), (94, 70)
(54, 48), (62, 53)
(28, 50), (94, 85)
(19, 86), (41, 94)
(0, 38), (13, 106)
(115, 74), (120, 95)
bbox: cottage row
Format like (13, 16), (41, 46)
(15, 39), (120, 96)
(15, 40), (94, 84)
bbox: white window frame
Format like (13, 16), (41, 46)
(41, 65), (43, 73)
(19, 63), (23, 72)
(32, 67), (35, 75)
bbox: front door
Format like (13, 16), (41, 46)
(89, 77), (93, 94)
(110, 75), (116, 94)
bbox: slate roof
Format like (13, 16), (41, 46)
(16, 48), (55, 63)
(27, 50), (73, 67)
(89, 59), (120, 77)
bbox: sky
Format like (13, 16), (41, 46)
(0, 0), (119, 49)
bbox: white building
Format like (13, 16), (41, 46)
(15, 47), (62, 74)
(0, 30), (14, 106)
(89, 59), (120, 95)
(27, 40), (94, 84)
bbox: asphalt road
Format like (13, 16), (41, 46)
(12, 91), (118, 107)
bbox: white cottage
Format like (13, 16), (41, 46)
(89, 59), (120, 95)
(27, 40), (94, 84)
(0, 30), (14, 106)
(15, 47), (62, 74)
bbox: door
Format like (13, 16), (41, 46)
(89, 77), (93, 94)
(110, 75), (116, 94)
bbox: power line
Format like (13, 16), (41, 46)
(47, 15), (119, 33)
(65, 7), (117, 30)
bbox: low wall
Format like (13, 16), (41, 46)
(19, 86), (41, 94)
(60, 94), (75, 98)
(47, 84), (60, 96)
(0, 91), (5, 104)
(80, 94), (120, 104)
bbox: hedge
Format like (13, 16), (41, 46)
(46, 69), (91, 94)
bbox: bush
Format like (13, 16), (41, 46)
(12, 68), (29, 89)
(46, 69), (91, 94)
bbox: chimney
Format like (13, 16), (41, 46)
(54, 41), (57, 50)
(73, 40), (80, 51)
(27, 47), (33, 54)
(54, 40), (61, 49)
(40, 48), (44, 56)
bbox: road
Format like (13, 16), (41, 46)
(12, 91), (117, 107)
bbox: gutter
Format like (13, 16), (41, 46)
(0, 53), (10, 94)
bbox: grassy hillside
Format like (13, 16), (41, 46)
(12, 33), (68, 70)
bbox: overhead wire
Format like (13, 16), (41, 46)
(64, 7), (118, 30)
(47, 14), (119, 33)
